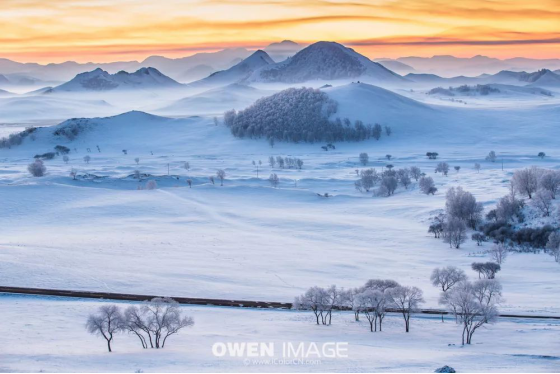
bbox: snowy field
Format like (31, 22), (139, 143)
(1, 77), (560, 372)
(1, 294), (559, 373)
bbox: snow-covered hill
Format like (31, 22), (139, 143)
(194, 50), (274, 87)
(247, 41), (406, 84)
(157, 83), (275, 116)
(52, 67), (184, 93)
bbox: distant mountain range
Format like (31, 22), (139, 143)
(0, 41), (304, 84)
(50, 67), (183, 93)
(383, 55), (560, 77)
(406, 69), (560, 89)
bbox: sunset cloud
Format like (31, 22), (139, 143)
(0, 0), (558, 62)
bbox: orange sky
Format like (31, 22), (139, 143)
(1, 0), (559, 63)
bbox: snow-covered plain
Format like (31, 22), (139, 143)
(1, 73), (560, 371)
(1, 294), (559, 373)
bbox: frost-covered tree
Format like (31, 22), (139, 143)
(471, 233), (487, 246)
(419, 176), (437, 195)
(532, 189), (553, 216)
(487, 243), (508, 265)
(538, 170), (560, 199)
(388, 286), (424, 332)
(380, 176), (398, 196)
(546, 232), (560, 263)
(359, 152), (369, 166)
(430, 266), (467, 292)
(293, 285), (341, 325)
(443, 217), (467, 249)
(340, 288), (361, 321)
(384, 125), (392, 136)
(123, 306), (152, 349)
(268, 173), (279, 188)
(135, 157), (140, 165)
(84, 155), (91, 164)
(184, 161), (190, 171)
(276, 156), (285, 169)
(474, 163), (481, 173)
(445, 187), (483, 229)
(355, 168), (378, 193)
(495, 194), (524, 222)
(209, 176), (215, 185)
(410, 166), (421, 181)
(186, 179), (192, 188)
(268, 156), (276, 168)
(471, 262), (501, 279)
(512, 167), (539, 199)
(28, 159), (46, 177)
(356, 289), (388, 332)
(63, 155), (70, 164)
(70, 168), (77, 180)
(435, 162), (449, 176)
(86, 305), (123, 352)
(142, 297), (194, 349)
(440, 280), (502, 345)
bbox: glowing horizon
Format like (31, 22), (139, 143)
(1, 0), (559, 64)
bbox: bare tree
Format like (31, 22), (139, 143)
(134, 157), (140, 165)
(63, 155), (70, 164)
(294, 287), (332, 325)
(84, 155), (91, 164)
(487, 243), (508, 265)
(430, 266), (467, 292)
(454, 166), (461, 173)
(142, 298), (194, 348)
(216, 169), (226, 186)
(187, 179), (192, 188)
(86, 305), (123, 352)
(388, 286), (424, 332)
(184, 161), (190, 171)
(435, 162), (449, 176)
(474, 163), (481, 173)
(440, 280), (502, 345)
(268, 173), (279, 188)
(209, 176), (215, 185)
(123, 306), (152, 349)
(70, 168), (77, 180)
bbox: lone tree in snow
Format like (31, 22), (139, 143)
(538, 152), (546, 159)
(388, 286), (424, 332)
(216, 169), (226, 186)
(440, 279), (502, 345)
(184, 161), (190, 171)
(410, 166), (421, 181)
(135, 157), (140, 165)
(359, 152), (369, 166)
(83, 155), (91, 164)
(435, 162), (450, 176)
(268, 173), (279, 188)
(70, 168), (77, 180)
(454, 166), (461, 173)
(86, 305), (123, 352)
(63, 155), (70, 164)
(474, 163), (481, 173)
(486, 151), (497, 162)
(209, 176), (215, 185)
(28, 159), (46, 177)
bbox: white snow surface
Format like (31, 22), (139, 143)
(0, 295), (559, 373)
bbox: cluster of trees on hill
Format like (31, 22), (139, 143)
(224, 87), (391, 143)
(0, 127), (37, 149)
(354, 165), (422, 197)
